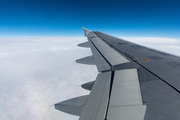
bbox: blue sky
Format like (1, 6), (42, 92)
(1, 1), (180, 120)
(0, 0), (180, 37)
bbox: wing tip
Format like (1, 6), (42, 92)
(81, 27), (91, 36)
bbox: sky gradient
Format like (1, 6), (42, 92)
(1, 1), (180, 120)
(0, 0), (180, 37)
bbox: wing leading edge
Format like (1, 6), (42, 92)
(55, 28), (180, 120)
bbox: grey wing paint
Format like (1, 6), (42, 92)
(55, 28), (180, 120)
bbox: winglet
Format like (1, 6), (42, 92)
(81, 27), (91, 36)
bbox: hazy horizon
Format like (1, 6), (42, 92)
(1, 36), (180, 120)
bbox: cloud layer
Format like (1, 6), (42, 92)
(122, 37), (180, 56)
(0, 36), (180, 120)
(0, 37), (97, 120)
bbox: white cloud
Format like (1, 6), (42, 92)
(50, 47), (74, 51)
(122, 37), (180, 56)
(122, 37), (179, 44)
(0, 37), (96, 120)
(0, 36), (180, 120)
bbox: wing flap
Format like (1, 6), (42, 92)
(107, 105), (146, 120)
(82, 28), (130, 72)
(107, 69), (146, 120)
(88, 38), (111, 71)
(109, 69), (143, 106)
(91, 37), (129, 66)
(79, 72), (111, 120)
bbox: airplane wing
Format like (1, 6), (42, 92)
(55, 28), (180, 120)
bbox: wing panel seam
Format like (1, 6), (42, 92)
(94, 31), (180, 94)
(104, 71), (114, 120)
(88, 37), (112, 70)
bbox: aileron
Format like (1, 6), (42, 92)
(79, 72), (111, 120)
(91, 37), (130, 66)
